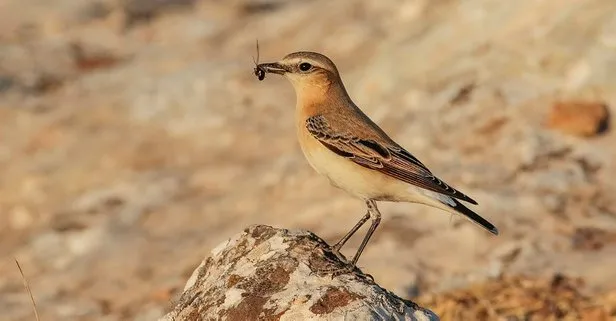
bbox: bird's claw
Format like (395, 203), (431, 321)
(313, 246), (373, 281)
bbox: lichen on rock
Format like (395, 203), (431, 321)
(159, 225), (439, 321)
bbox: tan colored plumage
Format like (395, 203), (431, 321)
(256, 51), (498, 268)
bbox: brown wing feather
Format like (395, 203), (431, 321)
(306, 115), (478, 205)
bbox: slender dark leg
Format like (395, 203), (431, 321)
(349, 200), (381, 266)
(331, 211), (370, 254)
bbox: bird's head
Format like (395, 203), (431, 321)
(256, 51), (342, 94)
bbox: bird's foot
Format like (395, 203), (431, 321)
(319, 261), (375, 282)
(312, 246), (374, 282)
(330, 262), (357, 278)
(313, 259), (357, 279)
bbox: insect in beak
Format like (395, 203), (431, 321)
(253, 40), (266, 81)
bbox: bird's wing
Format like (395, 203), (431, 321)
(306, 114), (478, 205)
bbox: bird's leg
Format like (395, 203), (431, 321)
(321, 200), (381, 280)
(330, 210), (370, 261)
(350, 200), (381, 266)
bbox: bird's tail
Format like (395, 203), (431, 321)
(443, 198), (499, 235)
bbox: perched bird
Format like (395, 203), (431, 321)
(255, 51), (498, 270)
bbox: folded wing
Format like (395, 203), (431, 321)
(306, 114), (478, 205)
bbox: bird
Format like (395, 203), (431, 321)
(254, 51), (498, 271)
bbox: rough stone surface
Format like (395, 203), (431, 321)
(159, 225), (439, 321)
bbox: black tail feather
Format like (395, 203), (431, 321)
(446, 199), (498, 235)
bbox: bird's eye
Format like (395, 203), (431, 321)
(299, 62), (312, 72)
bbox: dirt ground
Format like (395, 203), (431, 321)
(1, 0), (616, 320)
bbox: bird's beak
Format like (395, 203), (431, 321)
(257, 62), (287, 75)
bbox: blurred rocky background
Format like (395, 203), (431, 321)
(1, 0), (615, 320)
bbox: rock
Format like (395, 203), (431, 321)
(545, 101), (610, 137)
(159, 225), (439, 321)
